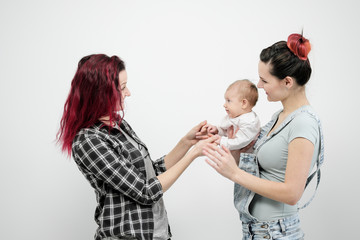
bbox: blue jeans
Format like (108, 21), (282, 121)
(242, 214), (304, 240)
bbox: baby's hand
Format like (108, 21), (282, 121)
(196, 124), (212, 139)
(206, 124), (218, 134)
(196, 123), (218, 139)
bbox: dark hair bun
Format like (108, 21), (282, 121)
(287, 34), (311, 60)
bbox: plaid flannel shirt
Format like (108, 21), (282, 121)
(72, 119), (170, 240)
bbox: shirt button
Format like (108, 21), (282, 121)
(261, 224), (268, 229)
(263, 235), (270, 239)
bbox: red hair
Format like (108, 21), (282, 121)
(287, 33), (311, 60)
(57, 54), (126, 156)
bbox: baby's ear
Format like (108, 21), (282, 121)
(242, 99), (249, 108)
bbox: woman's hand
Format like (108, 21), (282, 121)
(184, 120), (209, 145)
(165, 121), (214, 170)
(203, 143), (239, 181)
(191, 135), (220, 158)
(159, 135), (219, 193)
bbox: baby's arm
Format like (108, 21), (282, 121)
(220, 124), (259, 150)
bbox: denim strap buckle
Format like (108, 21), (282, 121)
(278, 218), (286, 233)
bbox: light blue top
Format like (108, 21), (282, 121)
(249, 105), (320, 221)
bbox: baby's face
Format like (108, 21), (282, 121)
(223, 88), (246, 118)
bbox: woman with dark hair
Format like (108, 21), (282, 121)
(203, 34), (324, 239)
(57, 54), (218, 240)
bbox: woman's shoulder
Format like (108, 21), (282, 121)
(73, 122), (114, 147)
(292, 106), (320, 125)
(290, 113), (319, 133)
(77, 122), (107, 135)
(288, 106), (321, 144)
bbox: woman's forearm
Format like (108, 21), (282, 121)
(158, 150), (196, 192)
(232, 169), (303, 205)
(160, 135), (219, 192)
(164, 137), (192, 170)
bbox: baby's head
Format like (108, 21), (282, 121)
(223, 79), (258, 118)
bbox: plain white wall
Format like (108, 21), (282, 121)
(1, 0), (359, 239)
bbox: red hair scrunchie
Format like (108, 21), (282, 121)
(287, 33), (311, 60)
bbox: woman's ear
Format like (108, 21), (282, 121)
(283, 76), (294, 89)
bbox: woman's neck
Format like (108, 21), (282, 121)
(99, 116), (114, 126)
(281, 87), (309, 115)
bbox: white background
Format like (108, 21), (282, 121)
(1, 0), (359, 239)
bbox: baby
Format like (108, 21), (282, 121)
(204, 79), (260, 150)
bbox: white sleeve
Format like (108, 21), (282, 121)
(217, 126), (226, 136)
(220, 117), (261, 150)
(217, 115), (230, 136)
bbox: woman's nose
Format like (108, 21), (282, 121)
(125, 88), (131, 97)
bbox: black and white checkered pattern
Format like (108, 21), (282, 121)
(72, 119), (170, 240)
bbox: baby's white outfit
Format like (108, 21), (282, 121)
(217, 111), (261, 150)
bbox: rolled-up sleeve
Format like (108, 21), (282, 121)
(152, 155), (167, 176)
(74, 135), (163, 205)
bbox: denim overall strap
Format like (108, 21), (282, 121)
(234, 153), (260, 223)
(234, 111), (280, 223)
(297, 111), (324, 209)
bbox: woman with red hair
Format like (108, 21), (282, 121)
(203, 34), (324, 239)
(57, 54), (218, 240)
